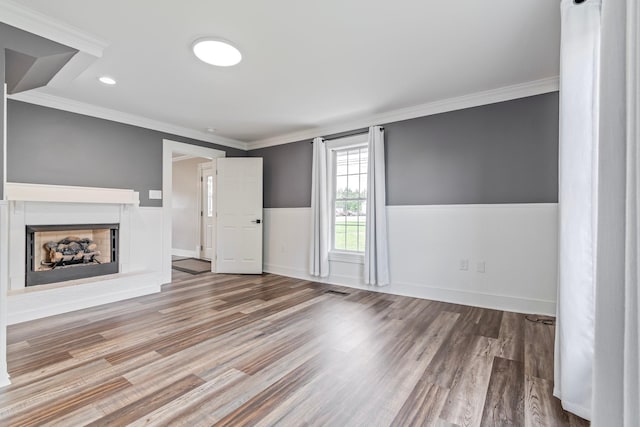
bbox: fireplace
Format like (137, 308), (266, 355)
(26, 224), (119, 286)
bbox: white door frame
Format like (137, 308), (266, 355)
(197, 162), (215, 260)
(162, 139), (225, 284)
(196, 163), (204, 258)
(1, 84), (9, 387)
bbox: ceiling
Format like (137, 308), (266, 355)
(7, 0), (560, 147)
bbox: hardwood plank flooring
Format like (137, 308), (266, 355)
(480, 357), (524, 426)
(0, 272), (589, 426)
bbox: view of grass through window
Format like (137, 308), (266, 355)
(334, 146), (367, 252)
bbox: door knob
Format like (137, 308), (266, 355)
(251, 219), (261, 224)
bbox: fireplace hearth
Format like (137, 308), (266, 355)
(26, 224), (119, 286)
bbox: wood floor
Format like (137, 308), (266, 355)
(0, 272), (589, 426)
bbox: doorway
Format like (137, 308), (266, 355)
(171, 154), (213, 267)
(162, 139), (225, 284)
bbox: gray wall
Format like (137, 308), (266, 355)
(6, 100), (246, 207)
(249, 140), (313, 208)
(7, 92), (558, 208)
(385, 92), (559, 205)
(249, 92), (559, 208)
(1, 23), (77, 200)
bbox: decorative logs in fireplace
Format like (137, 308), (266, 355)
(43, 236), (101, 268)
(26, 223), (120, 287)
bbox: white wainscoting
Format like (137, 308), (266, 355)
(6, 205), (164, 325)
(130, 207), (164, 275)
(263, 204), (558, 315)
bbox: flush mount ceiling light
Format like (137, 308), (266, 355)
(98, 76), (116, 85)
(192, 38), (242, 67)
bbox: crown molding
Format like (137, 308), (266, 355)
(0, 0), (107, 58)
(8, 90), (249, 151)
(247, 76), (560, 150)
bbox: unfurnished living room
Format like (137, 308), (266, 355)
(0, 1), (638, 426)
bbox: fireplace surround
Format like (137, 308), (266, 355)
(2, 183), (164, 326)
(26, 224), (119, 286)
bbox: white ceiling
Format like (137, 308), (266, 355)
(10, 0), (560, 146)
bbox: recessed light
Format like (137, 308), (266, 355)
(98, 76), (117, 85)
(192, 38), (242, 67)
(206, 127), (216, 133)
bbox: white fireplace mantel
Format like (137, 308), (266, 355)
(5, 183), (140, 205)
(1, 184), (161, 326)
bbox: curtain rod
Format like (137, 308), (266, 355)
(309, 127), (384, 143)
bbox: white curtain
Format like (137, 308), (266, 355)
(309, 137), (330, 277)
(364, 126), (390, 286)
(592, 0), (640, 425)
(555, 0), (601, 419)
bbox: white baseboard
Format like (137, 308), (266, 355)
(263, 263), (362, 287)
(264, 263), (556, 316)
(172, 248), (198, 258)
(384, 281), (555, 315)
(7, 271), (162, 324)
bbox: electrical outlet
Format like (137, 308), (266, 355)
(460, 259), (469, 271)
(477, 261), (486, 273)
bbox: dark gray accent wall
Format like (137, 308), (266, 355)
(7, 100), (246, 207)
(248, 92), (559, 208)
(249, 140), (313, 208)
(385, 92), (559, 205)
(1, 23), (78, 200)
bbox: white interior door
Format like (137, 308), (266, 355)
(200, 164), (215, 261)
(216, 158), (263, 274)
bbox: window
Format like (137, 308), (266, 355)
(328, 135), (368, 255)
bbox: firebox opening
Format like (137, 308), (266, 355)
(26, 224), (119, 287)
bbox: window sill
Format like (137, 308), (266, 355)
(329, 251), (364, 264)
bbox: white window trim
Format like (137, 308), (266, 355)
(326, 133), (368, 264)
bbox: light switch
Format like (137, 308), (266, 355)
(149, 190), (162, 200)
